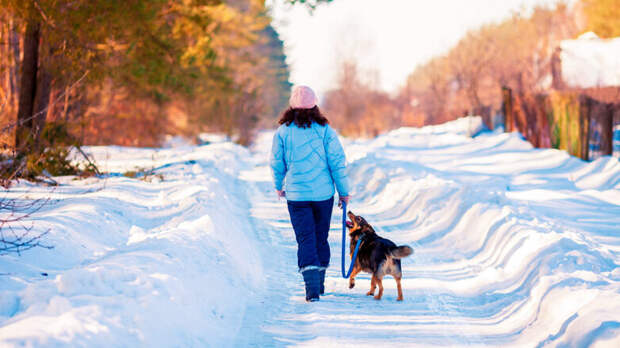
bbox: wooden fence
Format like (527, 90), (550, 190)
(502, 87), (620, 161)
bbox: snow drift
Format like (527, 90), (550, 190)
(1, 117), (619, 347)
(0, 144), (263, 346)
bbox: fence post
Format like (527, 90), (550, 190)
(579, 95), (591, 161)
(601, 104), (614, 156)
(502, 87), (513, 132)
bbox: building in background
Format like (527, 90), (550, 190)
(549, 32), (620, 159)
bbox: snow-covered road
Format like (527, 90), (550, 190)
(1, 118), (619, 347)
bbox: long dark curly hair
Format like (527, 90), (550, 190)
(278, 106), (329, 128)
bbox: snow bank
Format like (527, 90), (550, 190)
(248, 119), (620, 346)
(561, 32), (620, 88)
(0, 143), (264, 347)
(327, 121), (620, 346)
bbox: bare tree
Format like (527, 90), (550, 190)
(0, 191), (52, 255)
(405, 57), (452, 124)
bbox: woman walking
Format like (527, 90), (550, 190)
(270, 85), (350, 302)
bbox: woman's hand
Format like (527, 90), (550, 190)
(338, 195), (350, 208)
(276, 190), (286, 200)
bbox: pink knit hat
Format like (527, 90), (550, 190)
(289, 85), (318, 109)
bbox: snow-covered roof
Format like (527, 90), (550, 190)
(560, 32), (620, 88)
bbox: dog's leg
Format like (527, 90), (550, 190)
(374, 277), (384, 300)
(395, 276), (403, 301)
(348, 266), (361, 289)
(366, 275), (377, 296)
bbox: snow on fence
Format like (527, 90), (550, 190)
(502, 86), (620, 161)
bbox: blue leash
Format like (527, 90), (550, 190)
(340, 201), (363, 278)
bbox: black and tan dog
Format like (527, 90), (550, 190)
(346, 211), (413, 301)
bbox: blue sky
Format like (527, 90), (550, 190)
(268, 0), (568, 97)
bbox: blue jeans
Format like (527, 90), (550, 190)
(287, 196), (334, 271)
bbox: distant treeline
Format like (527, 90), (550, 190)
(0, 0), (308, 149)
(324, 0), (620, 137)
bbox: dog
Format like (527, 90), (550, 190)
(346, 211), (413, 301)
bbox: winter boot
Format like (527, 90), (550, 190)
(318, 269), (326, 295)
(302, 269), (320, 302)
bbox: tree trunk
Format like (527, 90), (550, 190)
(1, 21), (8, 105)
(32, 65), (52, 148)
(9, 19), (21, 105)
(62, 86), (70, 121)
(32, 24), (56, 146)
(550, 47), (564, 90)
(15, 20), (40, 154)
(467, 78), (483, 115)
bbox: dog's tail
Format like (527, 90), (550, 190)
(390, 245), (414, 259)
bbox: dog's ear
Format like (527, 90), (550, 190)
(358, 217), (376, 234)
(363, 225), (376, 235)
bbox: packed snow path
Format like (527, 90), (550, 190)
(1, 118), (619, 347)
(236, 122), (620, 347)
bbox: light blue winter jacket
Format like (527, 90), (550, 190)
(270, 122), (350, 202)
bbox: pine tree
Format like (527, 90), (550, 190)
(1, 0), (294, 151)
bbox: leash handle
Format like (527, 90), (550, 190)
(341, 200), (362, 278)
